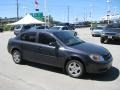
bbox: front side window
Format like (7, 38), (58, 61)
(21, 32), (36, 42)
(38, 33), (56, 45)
(53, 31), (84, 46)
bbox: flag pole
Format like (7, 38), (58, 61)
(44, 0), (47, 29)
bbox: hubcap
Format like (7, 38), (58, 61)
(13, 51), (21, 63)
(68, 62), (81, 77)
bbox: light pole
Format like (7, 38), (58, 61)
(106, 0), (111, 24)
(44, 0), (47, 29)
(67, 6), (70, 23)
(89, 4), (93, 29)
(23, 6), (28, 15)
(16, 0), (19, 20)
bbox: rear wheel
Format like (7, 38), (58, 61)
(12, 50), (23, 64)
(66, 60), (84, 78)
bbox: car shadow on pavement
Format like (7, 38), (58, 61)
(107, 41), (120, 45)
(82, 66), (119, 81)
(25, 61), (64, 74)
(24, 62), (119, 81)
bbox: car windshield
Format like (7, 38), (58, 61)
(106, 24), (120, 30)
(95, 27), (103, 29)
(50, 27), (61, 30)
(53, 31), (84, 46)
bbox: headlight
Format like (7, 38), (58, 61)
(90, 54), (104, 62)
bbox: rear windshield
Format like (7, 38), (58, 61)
(95, 27), (103, 29)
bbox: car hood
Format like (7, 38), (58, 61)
(70, 42), (109, 55)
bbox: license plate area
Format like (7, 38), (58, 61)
(108, 36), (112, 39)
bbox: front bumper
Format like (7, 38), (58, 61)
(86, 58), (113, 73)
(101, 34), (120, 40)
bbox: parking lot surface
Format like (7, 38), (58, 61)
(0, 28), (120, 90)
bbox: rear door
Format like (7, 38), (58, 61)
(20, 32), (38, 61)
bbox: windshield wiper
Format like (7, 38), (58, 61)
(68, 41), (84, 46)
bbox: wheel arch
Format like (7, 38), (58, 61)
(64, 56), (86, 72)
(11, 47), (21, 54)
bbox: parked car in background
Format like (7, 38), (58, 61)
(14, 24), (49, 36)
(49, 26), (77, 36)
(8, 30), (112, 78)
(91, 26), (105, 37)
(101, 23), (120, 43)
(14, 24), (34, 35)
(30, 25), (49, 30)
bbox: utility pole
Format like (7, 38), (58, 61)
(67, 6), (70, 23)
(44, 0), (47, 29)
(106, 0), (111, 24)
(16, 0), (19, 20)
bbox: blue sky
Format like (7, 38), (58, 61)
(0, 0), (120, 22)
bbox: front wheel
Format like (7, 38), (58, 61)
(66, 60), (84, 78)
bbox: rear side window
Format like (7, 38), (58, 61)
(38, 33), (56, 45)
(21, 32), (36, 42)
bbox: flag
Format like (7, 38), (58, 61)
(35, 0), (39, 11)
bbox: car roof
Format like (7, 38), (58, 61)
(26, 29), (68, 34)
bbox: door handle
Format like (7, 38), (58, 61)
(37, 47), (42, 50)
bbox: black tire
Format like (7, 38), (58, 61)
(92, 34), (95, 37)
(12, 50), (23, 64)
(65, 60), (84, 78)
(100, 37), (105, 43)
(74, 32), (77, 36)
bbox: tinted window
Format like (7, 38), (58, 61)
(36, 26), (45, 29)
(23, 25), (32, 29)
(38, 33), (56, 45)
(53, 31), (84, 46)
(15, 25), (22, 30)
(21, 32), (36, 42)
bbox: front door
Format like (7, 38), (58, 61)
(34, 33), (58, 66)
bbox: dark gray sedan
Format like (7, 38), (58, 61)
(101, 23), (120, 43)
(8, 30), (113, 78)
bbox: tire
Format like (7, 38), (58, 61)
(100, 37), (105, 43)
(92, 34), (95, 37)
(12, 50), (23, 64)
(66, 60), (84, 78)
(74, 32), (77, 36)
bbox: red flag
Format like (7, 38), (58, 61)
(35, 0), (39, 11)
